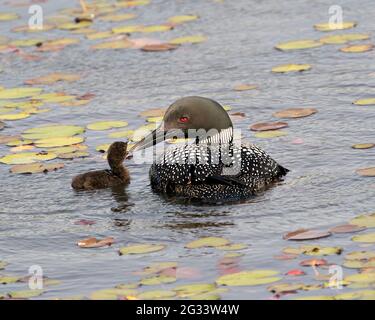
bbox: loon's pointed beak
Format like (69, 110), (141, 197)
(128, 123), (182, 153)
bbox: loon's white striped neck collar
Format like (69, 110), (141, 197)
(196, 127), (234, 145)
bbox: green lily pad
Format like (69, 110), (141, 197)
(90, 288), (138, 300)
(0, 152), (57, 165)
(140, 275), (176, 286)
(350, 213), (375, 228)
(119, 244), (166, 255)
(216, 270), (281, 286)
(8, 289), (44, 299)
(87, 121), (128, 131)
(137, 290), (176, 300)
(0, 276), (20, 284)
(22, 125), (84, 140)
(174, 283), (217, 297)
(352, 233), (375, 243)
(185, 237), (230, 249)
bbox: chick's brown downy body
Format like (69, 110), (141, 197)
(71, 141), (130, 190)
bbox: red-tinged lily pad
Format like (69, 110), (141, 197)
(250, 121), (288, 132)
(273, 108), (318, 119)
(74, 219), (95, 226)
(286, 269), (306, 276)
(356, 167), (375, 177)
(300, 259), (328, 267)
(283, 229), (331, 241)
(77, 237), (114, 248)
(329, 224), (366, 234)
(141, 43), (179, 52)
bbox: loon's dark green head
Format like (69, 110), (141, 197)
(131, 96), (233, 152)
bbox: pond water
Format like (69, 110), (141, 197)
(0, 0), (374, 299)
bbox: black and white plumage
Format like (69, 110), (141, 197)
(131, 96), (289, 202)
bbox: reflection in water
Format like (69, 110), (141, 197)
(110, 185), (133, 230)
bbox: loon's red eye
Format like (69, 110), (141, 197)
(179, 116), (189, 123)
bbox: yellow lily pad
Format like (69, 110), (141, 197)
(314, 22), (357, 32)
(0, 12), (19, 21)
(169, 35), (207, 45)
(2, 100), (44, 109)
(350, 213), (375, 228)
(0, 112), (30, 121)
(168, 15), (199, 25)
(34, 136), (84, 148)
(356, 167), (375, 177)
(86, 31), (115, 40)
(320, 33), (369, 44)
(87, 121), (128, 131)
(139, 25), (172, 33)
(0, 87), (42, 100)
(90, 288), (138, 300)
(95, 143), (111, 153)
(174, 283), (217, 297)
(99, 13), (136, 22)
(345, 273), (375, 283)
(58, 21), (92, 30)
(275, 40), (323, 51)
(44, 38), (80, 47)
(58, 151), (89, 159)
(8, 289), (44, 299)
(233, 84), (257, 91)
(35, 93), (76, 103)
(217, 243), (248, 251)
(216, 270), (281, 286)
(340, 44), (374, 53)
(22, 125), (84, 140)
(272, 64), (311, 73)
(12, 24), (55, 33)
(91, 39), (133, 50)
(335, 290), (375, 300)
(352, 143), (375, 149)
(49, 144), (88, 154)
(255, 130), (287, 138)
(353, 98), (375, 106)
(9, 38), (44, 47)
(118, 244), (166, 255)
(0, 152), (57, 165)
(295, 295), (335, 300)
(112, 25), (142, 34)
(140, 275), (176, 286)
(6, 139), (33, 147)
(0, 276), (20, 284)
(10, 162), (64, 174)
(137, 290), (176, 300)
(108, 130), (134, 139)
(352, 233), (375, 243)
(346, 251), (375, 261)
(185, 237), (230, 249)
(0, 260), (8, 269)
(25, 73), (80, 85)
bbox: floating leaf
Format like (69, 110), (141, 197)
(299, 259), (328, 267)
(254, 130), (287, 138)
(168, 15), (199, 25)
(329, 224), (366, 234)
(8, 289), (43, 299)
(185, 237), (230, 249)
(314, 22), (357, 32)
(275, 40), (322, 51)
(273, 108), (317, 118)
(350, 213), (375, 228)
(9, 38), (44, 47)
(140, 275), (176, 286)
(90, 288), (138, 300)
(33, 92), (76, 103)
(0, 12), (19, 21)
(10, 162), (64, 174)
(119, 244), (166, 255)
(353, 98), (375, 106)
(0, 112), (30, 121)
(216, 243), (248, 251)
(6, 139), (33, 147)
(174, 283), (216, 297)
(250, 122), (288, 132)
(0, 261), (8, 270)
(345, 251), (375, 261)
(0, 276), (20, 284)
(335, 290), (375, 300)
(25, 73), (80, 85)
(0, 152), (57, 165)
(137, 290), (176, 300)
(320, 33), (369, 44)
(287, 245), (342, 256)
(169, 35), (207, 45)
(86, 31), (115, 40)
(22, 125), (84, 140)
(141, 43), (179, 52)
(340, 44), (374, 53)
(58, 21), (92, 30)
(352, 143), (375, 149)
(139, 25), (172, 33)
(0, 87), (42, 99)
(58, 151), (89, 159)
(108, 130), (135, 139)
(233, 84), (257, 91)
(345, 273), (375, 283)
(0, 134), (21, 144)
(295, 295), (334, 300)
(272, 64), (311, 73)
(12, 24), (55, 33)
(112, 25), (142, 34)
(34, 136), (84, 148)
(284, 229), (331, 241)
(268, 283), (304, 294)
(95, 143), (111, 153)
(87, 121), (128, 131)
(356, 167), (375, 177)
(352, 233), (375, 243)
(216, 270), (281, 286)
(77, 237), (114, 248)
(92, 39), (133, 50)
(286, 269), (305, 276)
(139, 108), (166, 117)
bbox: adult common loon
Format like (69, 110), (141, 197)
(130, 96), (288, 202)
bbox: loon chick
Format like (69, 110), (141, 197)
(130, 96), (288, 202)
(72, 141), (130, 190)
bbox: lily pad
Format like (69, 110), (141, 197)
(174, 283), (217, 297)
(352, 233), (375, 243)
(254, 130), (287, 138)
(185, 237), (230, 249)
(9, 38), (44, 47)
(34, 136), (84, 148)
(340, 44), (374, 53)
(25, 73), (80, 85)
(77, 237), (114, 248)
(90, 288), (138, 300)
(250, 122), (288, 132)
(33, 93), (76, 103)
(168, 15), (199, 25)
(344, 273), (375, 283)
(314, 22), (357, 32)
(137, 290), (176, 300)
(0, 261), (8, 270)
(112, 25), (143, 34)
(0, 112), (30, 121)
(8, 289), (43, 299)
(275, 40), (322, 51)
(353, 98), (375, 106)
(119, 244), (166, 255)
(216, 270), (281, 286)
(352, 143), (375, 149)
(0, 276), (20, 284)
(139, 108), (166, 117)
(272, 64), (311, 73)
(0, 13), (19, 21)
(10, 162), (64, 174)
(140, 275), (176, 286)
(87, 121), (128, 131)
(284, 229), (331, 241)
(58, 151), (89, 159)
(320, 33), (369, 44)
(0, 152), (57, 165)
(0, 87), (43, 100)
(356, 167), (375, 177)
(299, 259), (328, 267)
(329, 224), (366, 234)
(95, 144), (111, 153)
(216, 243), (248, 251)
(99, 13), (136, 22)
(141, 43), (179, 52)
(233, 84), (257, 91)
(58, 21), (92, 30)
(139, 25), (172, 33)
(169, 35), (207, 45)
(92, 39), (133, 50)
(22, 125), (84, 140)
(350, 213), (375, 228)
(273, 108), (317, 119)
